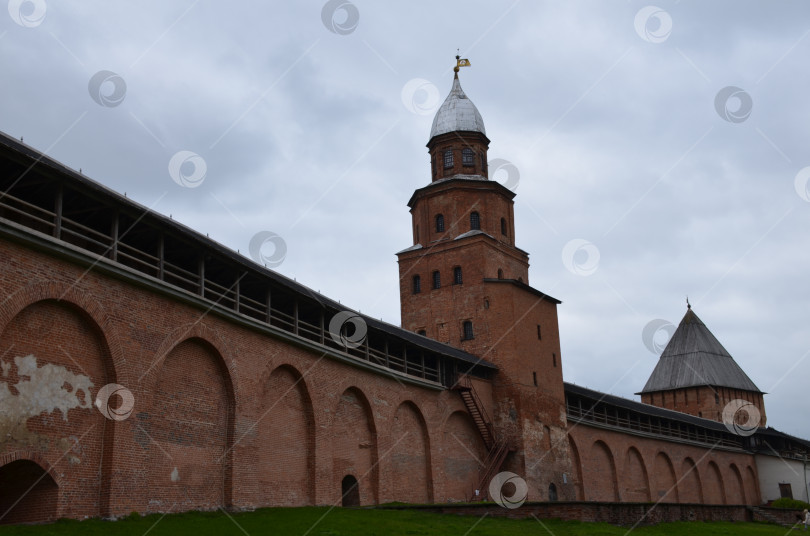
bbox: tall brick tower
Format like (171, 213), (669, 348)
(396, 66), (575, 500)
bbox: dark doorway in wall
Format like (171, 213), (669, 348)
(341, 475), (360, 507)
(0, 460), (58, 524)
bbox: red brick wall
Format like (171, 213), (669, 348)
(641, 386), (766, 427)
(438, 411), (487, 501)
(567, 423), (760, 505)
(0, 299), (112, 520)
(0, 237), (489, 521)
(256, 366), (315, 506)
(386, 402), (432, 504)
(145, 339), (232, 513)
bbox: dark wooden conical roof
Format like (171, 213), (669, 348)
(638, 306), (762, 394)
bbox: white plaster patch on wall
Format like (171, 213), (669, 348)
(0, 354), (95, 445)
(1, 361), (10, 377)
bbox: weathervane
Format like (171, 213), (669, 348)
(686, 296), (691, 310)
(454, 51), (471, 74)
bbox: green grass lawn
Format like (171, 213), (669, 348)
(2, 507), (803, 536)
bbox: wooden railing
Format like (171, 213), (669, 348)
(0, 188), (444, 384)
(566, 399), (742, 449)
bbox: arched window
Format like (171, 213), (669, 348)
(549, 483), (558, 502)
(470, 211), (480, 230)
(443, 149), (453, 168)
(435, 214), (445, 232)
(462, 320), (474, 340)
(497, 268), (504, 279)
(501, 217), (507, 236)
(462, 148), (474, 166)
(432, 270), (441, 289)
(412, 275), (421, 294)
(453, 266), (463, 285)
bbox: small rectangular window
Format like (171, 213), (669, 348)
(462, 320), (474, 340)
(779, 483), (793, 499)
(462, 148), (474, 166)
(432, 271), (441, 289)
(470, 212), (480, 230)
(443, 150), (453, 169)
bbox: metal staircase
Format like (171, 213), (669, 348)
(452, 375), (514, 500)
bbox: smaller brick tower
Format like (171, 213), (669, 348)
(397, 65), (574, 500)
(638, 304), (766, 427)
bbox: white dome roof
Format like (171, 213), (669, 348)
(429, 75), (486, 139)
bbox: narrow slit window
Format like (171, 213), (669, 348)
(412, 275), (421, 294)
(462, 320), (474, 340)
(432, 270), (441, 289)
(501, 217), (507, 235)
(453, 266), (463, 285)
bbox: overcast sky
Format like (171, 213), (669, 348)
(2, 1), (809, 439)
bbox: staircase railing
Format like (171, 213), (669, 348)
(474, 438), (510, 500)
(453, 374), (515, 501)
(453, 374), (495, 448)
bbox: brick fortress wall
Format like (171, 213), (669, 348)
(0, 236), (492, 522)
